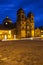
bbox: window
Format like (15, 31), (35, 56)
(22, 15), (24, 18)
(41, 32), (43, 35)
(9, 31), (11, 34)
(27, 26), (29, 29)
(22, 26), (25, 29)
(27, 22), (29, 26)
(31, 18), (33, 20)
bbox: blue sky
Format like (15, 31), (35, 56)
(0, 0), (43, 27)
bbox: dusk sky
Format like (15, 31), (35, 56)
(0, 0), (43, 27)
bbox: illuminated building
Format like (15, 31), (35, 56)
(39, 26), (43, 39)
(0, 8), (43, 40)
(0, 16), (16, 40)
(35, 28), (41, 37)
(16, 8), (34, 38)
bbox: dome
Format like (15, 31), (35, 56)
(3, 16), (12, 25)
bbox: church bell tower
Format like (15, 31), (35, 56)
(16, 8), (26, 38)
(27, 12), (34, 37)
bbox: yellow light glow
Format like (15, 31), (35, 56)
(0, 30), (9, 34)
(8, 35), (11, 39)
(21, 30), (26, 37)
(5, 22), (8, 25)
(41, 30), (43, 32)
(31, 38), (33, 40)
(9, 30), (11, 34)
(31, 30), (34, 37)
(4, 35), (7, 40)
(41, 35), (43, 38)
(14, 35), (16, 39)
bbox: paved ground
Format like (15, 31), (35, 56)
(0, 40), (43, 65)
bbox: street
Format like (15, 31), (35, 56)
(0, 40), (43, 65)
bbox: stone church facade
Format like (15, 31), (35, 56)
(16, 8), (34, 38)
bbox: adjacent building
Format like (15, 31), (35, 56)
(0, 16), (16, 40)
